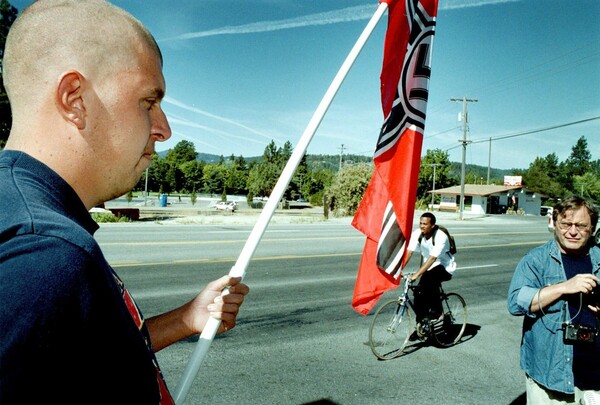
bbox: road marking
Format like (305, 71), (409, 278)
(100, 236), (363, 246)
(458, 264), (499, 270)
(110, 251), (360, 267)
(110, 241), (546, 268)
(460, 240), (548, 249)
(100, 232), (549, 247)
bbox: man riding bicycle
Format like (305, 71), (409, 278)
(404, 212), (457, 324)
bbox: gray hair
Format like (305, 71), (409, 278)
(552, 195), (599, 230)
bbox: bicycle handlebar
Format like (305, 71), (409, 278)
(402, 272), (415, 286)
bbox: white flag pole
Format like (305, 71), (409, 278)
(173, 3), (388, 403)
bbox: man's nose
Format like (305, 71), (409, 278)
(152, 107), (172, 142)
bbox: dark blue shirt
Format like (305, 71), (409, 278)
(0, 151), (164, 403)
(562, 253), (600, 390)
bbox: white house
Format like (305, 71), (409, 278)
(430, 184), (544, 216)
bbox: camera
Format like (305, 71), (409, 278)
(563, 323), (598, 344)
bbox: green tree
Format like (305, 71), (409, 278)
(180, 160), (204, 193)
(574, 172), (600, 202)
(288, 153), (309, 201)
(165, 140), (197, 165)
(247, 158), (280, 198)
(542, 153), (561, 180)
(560, 136), (592, 192)
(246, 140), (292, 198)
(203, 163), (227, 195)
(224, 155), (249, 195)
(565, 136), (592, 175)
(0, 0), (19, 148)
(147, 154), (171, 193)
(326, 162), (373, 217)
(418, 149), (454, 202)
(302, 168), (334, 206)
(523, 155), (565, 199)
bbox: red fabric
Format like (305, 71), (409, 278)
(352, 170), (398, 315)
(352, 130), (422, 315)
(376, 127), (422, 254)
(379, 0), (409, 118)
(352, 0), (438, 315)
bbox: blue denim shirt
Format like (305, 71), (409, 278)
(507, 239), (600, 394)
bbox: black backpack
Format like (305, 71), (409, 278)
(418, 225), (457, 255)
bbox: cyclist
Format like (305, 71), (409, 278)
(405, 212), (457, 324)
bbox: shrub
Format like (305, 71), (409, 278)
(91, 212), (130, 223)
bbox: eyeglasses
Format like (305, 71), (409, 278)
(557, 221), (591, 232)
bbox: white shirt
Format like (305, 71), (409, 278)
(407, 227), (456, 274)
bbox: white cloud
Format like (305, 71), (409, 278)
(161, 1), (524, 41)
(164, 96), (280, 142)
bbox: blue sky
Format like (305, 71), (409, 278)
(11, 0), (600, 170)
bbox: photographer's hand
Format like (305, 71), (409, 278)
(563, 273), (598, 295)
(531, 274), (599, 313)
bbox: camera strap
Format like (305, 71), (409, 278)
(559, 294), (600, 330)
(536, 287), (579, 329)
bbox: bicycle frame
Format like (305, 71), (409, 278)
(387, 278), (415, 332)
(369, 272), (467, 359)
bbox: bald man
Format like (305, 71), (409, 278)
(0, 1), (248, 403)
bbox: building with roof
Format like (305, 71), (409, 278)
(429, 184), (543, 215)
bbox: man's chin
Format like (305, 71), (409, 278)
(562, 242), (588, 254)
(139, 157), (152, 170)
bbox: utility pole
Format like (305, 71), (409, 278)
(450, 96), (477, 220)
(487, 137), (491, 185)
(426, 163), (439, 210)
(144, 167), (149, 206)
(338, 144), (345, 170)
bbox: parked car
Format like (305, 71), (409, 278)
(540, 206), (553, 216)
(547, 210), (554, 233)
(215, 201), (238, 211)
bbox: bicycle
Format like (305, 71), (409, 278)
(368, 272), (467, 360)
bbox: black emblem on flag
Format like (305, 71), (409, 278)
(375, 1), (436, 159)
(374, 0), (436, 277)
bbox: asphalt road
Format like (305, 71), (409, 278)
(95, 213), (552, 405)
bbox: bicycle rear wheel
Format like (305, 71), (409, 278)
(369, 299), (415, 360)
(433, 293), (467, 347)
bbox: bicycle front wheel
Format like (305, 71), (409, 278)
(433, 293), (467, 347)
(369, 299), (415, 360)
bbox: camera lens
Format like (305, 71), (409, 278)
(578, 329), (592, 342)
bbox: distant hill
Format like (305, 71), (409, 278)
(448, 162), (521, 184)
(156, 150), (260, 164)
(157, 149), (521, 178)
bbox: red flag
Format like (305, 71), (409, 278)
(352, 0), (439, 315)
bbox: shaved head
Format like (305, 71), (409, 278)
(4, 0), (161, 114)
(2, 0), (171, 209)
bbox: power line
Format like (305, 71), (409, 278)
(471, 116), (600, 144)
(425, 126), (462, 139)
(444, 115), (600, 151)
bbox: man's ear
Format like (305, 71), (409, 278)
(56, 71), (86, 130)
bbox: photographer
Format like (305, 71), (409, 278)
(508, 195), (600, 403)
